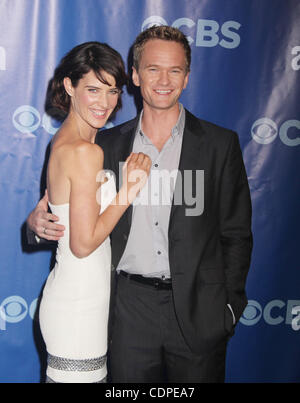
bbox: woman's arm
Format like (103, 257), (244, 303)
(68, 143), (150, 258)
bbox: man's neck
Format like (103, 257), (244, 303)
(141, 103), (181, 150)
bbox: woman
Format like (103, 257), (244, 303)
(39, 42), (151, 383)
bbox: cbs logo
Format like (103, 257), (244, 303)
(240, 299), (300, 330)
(251, 118), (300, 147)
(0, 296), (38, 328)
(142, 16), (241, 49)
(12, 105), (114, 135)
(12, 105), (60, 135)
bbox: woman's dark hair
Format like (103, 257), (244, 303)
(50, 41), (127, 114)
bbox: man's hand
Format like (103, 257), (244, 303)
(27, 190), (65, 241)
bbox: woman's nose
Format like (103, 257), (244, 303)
(97, 92), (110, 108)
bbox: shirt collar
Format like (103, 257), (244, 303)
(136, 103), (185, 142)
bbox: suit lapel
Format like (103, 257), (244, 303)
(113, 118), (138, 177)
(112, 116), (139, 228)
(169, 110), (206, 225)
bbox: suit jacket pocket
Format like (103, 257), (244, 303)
(192, 269), (234, 348)
(193, 277), (228, 347)
(199, 269), (234, 335)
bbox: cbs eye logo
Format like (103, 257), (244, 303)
(13, 105), (41, 134)
(0, 296), (38, 328)
(251, 118), (277, 145)
(240, 300), (262, 326)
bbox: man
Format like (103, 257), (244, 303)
(27, 26), (252, 382)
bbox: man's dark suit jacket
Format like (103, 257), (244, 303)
(27, 108), (252, 355)
(96, 109), (253, 355)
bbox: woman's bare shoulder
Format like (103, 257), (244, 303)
(51, 138), (104, 168)
(70, 141), (104, 169)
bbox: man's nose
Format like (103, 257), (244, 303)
(157, 70), (170, 86)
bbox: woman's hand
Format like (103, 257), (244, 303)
(121, 152), (152, 205)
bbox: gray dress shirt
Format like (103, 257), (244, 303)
(117, 105), (185, 279)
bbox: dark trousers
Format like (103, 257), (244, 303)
(108, 273), (227, 383)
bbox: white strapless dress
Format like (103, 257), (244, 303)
(39, 174), (116, 383)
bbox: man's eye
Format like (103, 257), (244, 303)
(88, 88), (97, 93)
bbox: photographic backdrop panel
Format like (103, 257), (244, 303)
(0, 0), (299, 382)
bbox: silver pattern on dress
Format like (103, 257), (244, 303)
(45, 375), (107, 383)
(47, 354), (106, 372)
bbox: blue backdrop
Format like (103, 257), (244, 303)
(0, 0), (299, 383)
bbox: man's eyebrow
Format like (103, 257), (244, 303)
(145, 64), (184, 70)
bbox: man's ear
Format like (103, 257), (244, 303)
(183, 72), (190, 90)
(132, 67), (140, 87)
(63, 77), (74, 96)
